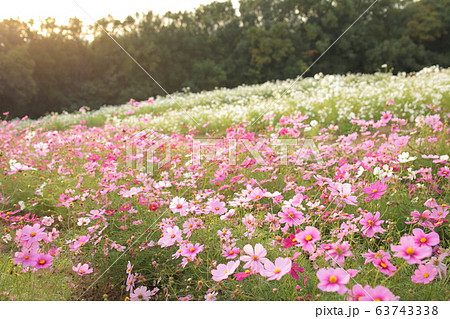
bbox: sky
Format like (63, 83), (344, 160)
(0, 0), (240, 25)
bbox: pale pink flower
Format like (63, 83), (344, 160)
(359, 285), (399, 301)
(240, 243), (269, 271)
(211, 261), (240, 282)
(325, 241), (353, 267)
(316, 268), (350, 295)
(130, 286), (152, 301)
(260, 257), (292, 280)
(72, 263), (93, 276)
(411, 263), (437, 284)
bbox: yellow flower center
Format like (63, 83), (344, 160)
(274, 269), (281, 274)
(252, 256), (259, 260)
(372, 189), (378, 193)
(329, 276), (337, 283)
(24, 255), (29, 260)
(423, 273), (429, 278)
(406, 247), (415, 255)
(30, 232), (36, 237)
(368, 220), (374, 225)
(305, 235), (312, 241)
(190, 247), (195, 252)
(420, 237), (427, 243)
(374, 298), (381, 301)
(39, 259), (46, 265)
(335, 247), (343, 255)
(380, 262), (387, 268)
(177, 204), (182, 208)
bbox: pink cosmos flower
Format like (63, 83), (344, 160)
(178, 295), (193, 301)
(437, 167), (449, 178)
(126, 274), (135, 292)
(412, 228), (440, 247)
(295, 226), (321, 253)
(13, 248), (38, 268)
(20, 224), (47, 245)
(360, 211), (386, 238)
(208, 199), (227, 215)
(157, 226), (182, 248)
(240, 243), (269, 271)
(359, 285), (399, 301)
(69, 235), (90, 251)
(130, 286), (152, 301)
(391, 236), (432, 264)
(325, 241), (353, 267)
(347, 284), (369, 301)
(328, 182), (358, 206)
(72, 263), (93, 276)
(260, 257), (292, 280)
(361, 181), (388, 201)
(373, 257), (396, 276)
(362, 249), (391, 264)
(34, 253), (53, 269)
(316, 268), (350, 295)
(211, 260), (240, 282)
(170, 197), (188, 216)
(277, 207), (303, 227)
(411, 263), (438, 284)
(180, 243), (204, 259)
(204, 291), (218, 301)
(222, 247), (240, 259)
(126, 261), (133, 275)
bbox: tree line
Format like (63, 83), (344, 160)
(0, 0), (448, 119)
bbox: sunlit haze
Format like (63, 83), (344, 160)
(0, 0), (239, 25)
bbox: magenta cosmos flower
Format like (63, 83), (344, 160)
(361, 181), (388, 201)
(316, 268), (350, 295)
(295, 226), (321, 253)
(360, 211), (386, 238)
(391, 236), (432, 264)
(240, 243), (269, 272)
(34, 253), (53, 269)
(278, 207), (304, 227)
(411, 228), (440, 247)
(260, 257), (292, 281)
(411, 263), (438, 284)
(373, 257), (396, 276)
(211, 260), (240, 282)
(359, 285), (399, 301)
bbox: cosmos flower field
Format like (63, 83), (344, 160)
(0, 66), (449, 301)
